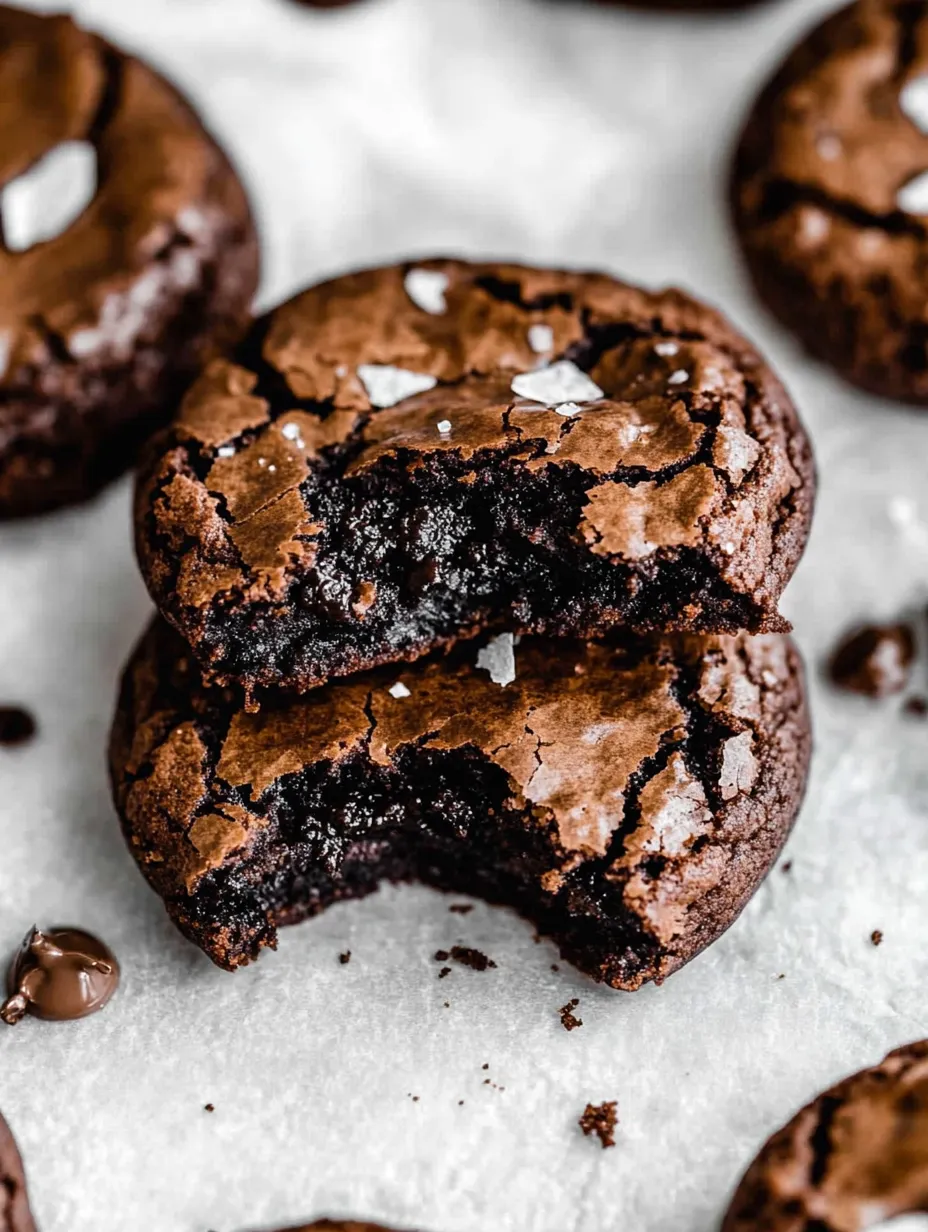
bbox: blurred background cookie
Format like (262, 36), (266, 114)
(733, 0), (928, 404)
(0, 6), (258, 517)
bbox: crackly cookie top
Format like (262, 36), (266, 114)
(140, 259), (807, 623)
(734, 1), (928, 301)
(723, 1040), (928, 1230)
(113, 618), (801, 966)
(0, 5), (247, 381)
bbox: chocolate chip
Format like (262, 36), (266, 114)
(1, 926), (119, 1025)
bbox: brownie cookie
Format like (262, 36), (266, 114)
(135, 260), (814, 697)
(0, 1112), (36, 1232)
(731, 0), (928, 404)
(0, 6), (257, 516)
(722, 1040), (928, 1230)
(109, 617), (810, 986)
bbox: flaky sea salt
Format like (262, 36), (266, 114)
(668, 369), (689, 386)
(898, 170), (928, 215)
(528, 324), (554, 354)
(476, 632), (516, 687)
(901, 74), (928, 134)
(2, 141), (96, 252)
(358, 364), (438, 409)
(404, 268), (449, 314)
(388, 682), (411, 699)
(436, 419), (452, 435)
(511, 360), (603, 407)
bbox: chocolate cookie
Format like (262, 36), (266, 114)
(109, 618), (810, 986)
(0, 6), (258, 516)
(135, 260), (814, 697)
(0, 1112), (36, 1232)
(732, 0), (928, 404)
(722, 1040), (928, 1230)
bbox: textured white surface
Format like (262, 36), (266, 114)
(0, 1), (927, 1230)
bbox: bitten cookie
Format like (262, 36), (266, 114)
(732, 0), (928, 403)
(723, 1040), (928, 1230)
(0, 6), (258, 516)
(135, 260), (814, 697)
(0, 1111), (36, 1232)
(109, 618), (810, 987)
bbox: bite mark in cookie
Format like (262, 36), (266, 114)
(109, 620), (810, 989)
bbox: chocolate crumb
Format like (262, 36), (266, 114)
(551, 963), (560, 972)
(339, 950), (351, 964)
(904, 696), (928, 718)
(438, 966), (451, 979)
(0, 707), (36, 746)
(204, 1103), (214, 1113)
(449, 945), (496, 971)
(449, 904), (474, 915)
(781, 861), (792, 874)
(829, 624), (914, 698)
(443, 1001), (450, 1008)
(559, 998), (583, 1031)
(458, 1100), (464, 1106)
(579, 1101), (618, 1149)
(871, 929), (884, 947)
(482, 1063), (489, 1070)
(777, 973), (786, 980)
(434, 949), (450, 962)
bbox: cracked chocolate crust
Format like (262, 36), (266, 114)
(732, 0), (928, 404)
(0, 7), (258, 517)
(0, 1112), (36, 1232)
(722, 1041), (928, 1230)
(135, 260), (814, 697)
(109, 617), (810, 987)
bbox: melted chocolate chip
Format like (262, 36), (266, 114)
(0, 927), (119, 1025)
(0, 708), (35, 746)
(829, 624), (915, 698)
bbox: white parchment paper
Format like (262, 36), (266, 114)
(1, 0), (927, 1229)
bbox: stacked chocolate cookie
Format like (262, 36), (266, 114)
(111, 258), (816, 990)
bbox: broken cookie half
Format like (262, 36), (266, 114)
(109, 619), (810, 988)
(135, 259), (815, 697)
